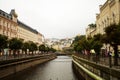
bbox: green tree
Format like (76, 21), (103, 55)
(0, 34), (8, 52)
(82, 39), (93, 51)
(45, 46), (50, 53)
(50, 47), (56, 53)
(92, 34), (103, 55)
(73, 35), (85, 43)
(22, 42), (30, 55)
(9, 38), (23, 56)
(72, 34), (102, 55)
(71, 35), (85, 52)
(39, 44), (46, 53)
(88, 23), (96, 28)
(103, 24), (120, 65)
(29, 41), (37, 55)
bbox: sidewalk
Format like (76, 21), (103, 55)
(0, 54), (51, 61)
(74, 53), (120, 70)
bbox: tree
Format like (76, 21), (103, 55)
(0, 34), (8, 52)
(88, 23), (96, 28)
(72, 34), (102, 56)
(45, 46), (50, 53)
(29, 41), (37, 55)
(71, 35), (85, 52)
(73, 35), (85, 43)
(92, 34), (103, 55)
(9, 38), (23, 56)
(72, 35), (91, 53)
(82, 39), (93, 51)
(103, 24), (120, 65)
(39, 44), (46, 53)
(93, 34), (102, 41)
(50, 47), (56, 53)
(22, 42), (30, 55)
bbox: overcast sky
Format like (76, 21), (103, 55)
(0, 0), (106, 39)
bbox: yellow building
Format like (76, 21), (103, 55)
(86, 0), (120, 38)
(86, 26), (96, 38)
(96, 0), (120, 52)
(37, 33), (43, 45)
(0, 9), (18, 39)
(17, 21), (43, 45)
(86, 0), (120, 53)
(96, 0), (120, 34)
(0, 9), (43, 45)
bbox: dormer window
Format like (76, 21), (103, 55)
(3, 13), (5, 16)
(7, 16), (9, 18)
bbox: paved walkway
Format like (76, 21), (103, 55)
(74, 53), (120, 69)
(0, 54), (51, 61)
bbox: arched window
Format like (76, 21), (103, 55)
(104, 19), (106, 27)
(107, 17), (109, 25)
(112, 12), (115, 23)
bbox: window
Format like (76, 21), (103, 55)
(112, 12), (115, 23)
(3, 13), (5, 16)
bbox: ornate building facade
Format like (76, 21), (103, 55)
(0, 9), (43, 45)
(86, 26), (96, 38)
(86, 0), (120, 38)
(0, 9), (18, 39)
(96, 0), (120, 35)
(17, 21), (43, 45)
(86, 0), (120, 54)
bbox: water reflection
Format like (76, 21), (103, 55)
(2, 56), (78, 80)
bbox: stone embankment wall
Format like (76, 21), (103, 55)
(0, 54), (56, 78)
(72, 55), (120, 80)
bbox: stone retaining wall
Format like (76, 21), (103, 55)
(72, 55), (120, 80)
(0, 54), (56, 79)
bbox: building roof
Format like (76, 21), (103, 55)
(0, 9), (12, 20)
(0, 9), (42, 35)
(17, 20), (38, 34)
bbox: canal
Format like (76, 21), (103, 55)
(2, 56), (78, 80)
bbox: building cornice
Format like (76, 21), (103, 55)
(100, 1), (108, 12)
(100, 0), (116, 12)
(109, 0), (116, 7)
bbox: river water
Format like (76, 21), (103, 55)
(2, 56), (78, 80)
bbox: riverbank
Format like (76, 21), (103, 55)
(0, 54), (57, 79)
(1, 56), (77, 80)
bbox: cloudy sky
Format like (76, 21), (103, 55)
(0, 0), (106, 39)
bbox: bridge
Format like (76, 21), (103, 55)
(55, 52), (72, 56)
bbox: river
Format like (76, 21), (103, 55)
(2, 56), (78, 80)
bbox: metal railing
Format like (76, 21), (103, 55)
(74, 53), (120, 69)
(0, 52), (55, 61)
(72, 59), (104, 80)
